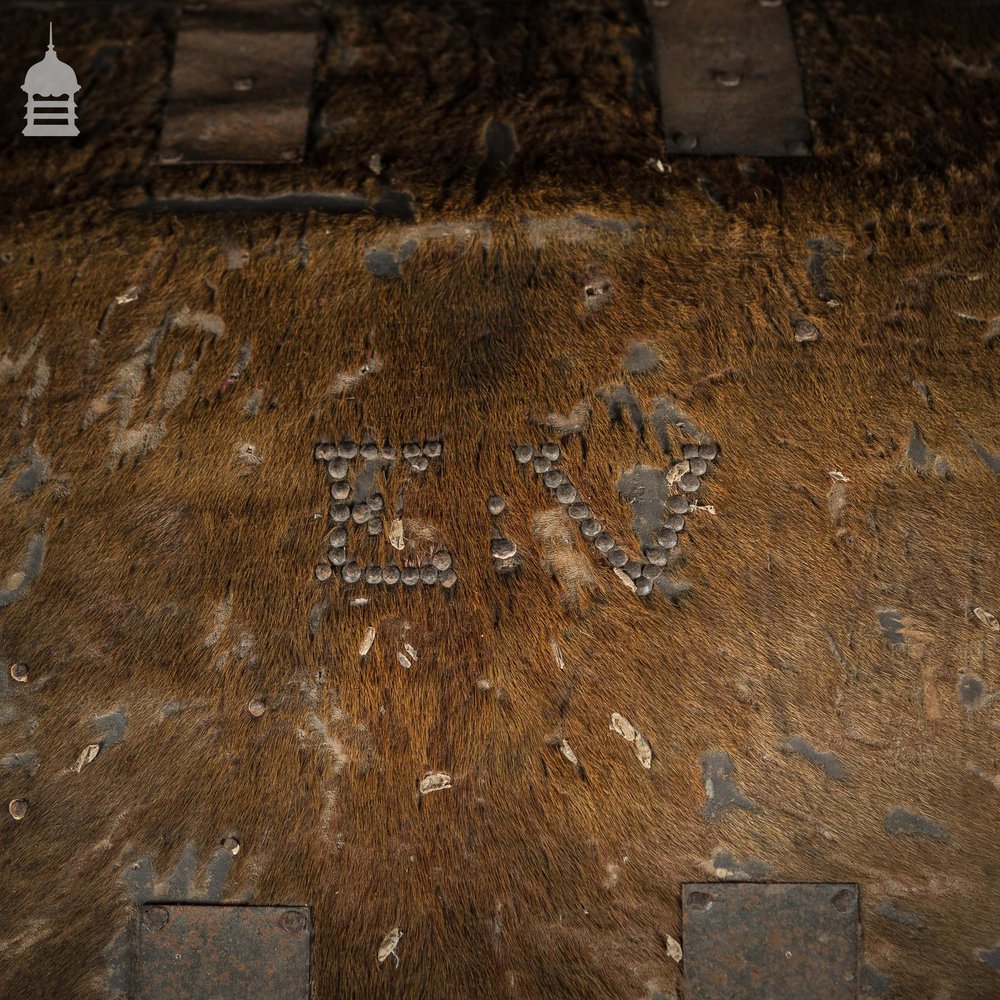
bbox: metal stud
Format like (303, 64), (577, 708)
(401, 566), (420, 586)
(665, 514), (686, 532)
(327, 458), (349, 480)
(381, 445), (398, 461)
(624, 560), (643, 579)
(367, 518), (383, 536)
(368, 494), (384, 513)
(698, 443), (718, 460)
(541, 443), (560, 461)
(634, 577), (654, 597)
(338, 441), (358, 459)
(383, 564), (400, 585)
(329, 547), (347, 566)
(423, 440), (443, 458)
(491, 538), (517, 559)
(10, 663), (28, 683)
(8, 799), (28, 821)
(330, 504), (351, 523)
(514, 445), (533, 464)
(440, 569), (457, 589)
(402, 443), (422, 459)
(594, 532), (615, 553)
(555, 482), (577, 504)
(666, 495), (689, 514)
(420, 565), (438, 585)
(329, 527), (348, 547)
(487, 496), (506, 515)
(315, 562), (332, 581)
(607, 547), (628, 568)
(643, 563), (664, 580)
(682, 444), (700, 459)
(248, 699), (266, 717)
(410, 456), (429, 473)
(532, 456), (551, 474)
(342, 562), (362, 584)
(360, 442), (380, 460)
(331, 481), (351, 501)
(364, 566), (383, 585)
(352, 503), (372, 524)
(315, 444), (337, 461)
(657, 529), (679, 549)
(580, 518), (602, 538)
(679, 472), (700, 493)
(645, 546), (668, 566)
(432, 550), (453, 571)
(542, 470), (565, 489)
(689, 457), (708, 476)
(568, 502), (590, 520)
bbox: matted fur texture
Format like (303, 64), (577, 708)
(1, 2), (999, 999)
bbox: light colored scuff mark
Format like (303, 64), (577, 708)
(377, 926), (402, 966)
(161, 355), (196, 412)
(73, 743), (101, 773)
(533, 509), (595, 606)
(233, 442), (263, 475)
(613, 567), (636, 592)
(388, 519), (405, 550)
(550, 638), (565, 671)
(19, 356), (50, 427)
(397, 651), (412, 670)
(115, 285), (141, 305)
(330, 355), (382, 396)
(419, 771), (451, 794)
(558, 740), (579, 768)
(524, 214), (640, 248)
(204, 592), (233, 648)
(0, 531), (46, 608)
(609, 712), (653, 769)
(0, 329), (42, 383)
(543, 401), (591, 438)
(170, 306), (225, 339)
(243, 387), (263, 418)
(360, 626), (376, 657)
(829, 469), (850, 482)
(973, 607), (999, 632)
(665, 935), (683, 963)
(403, 642), (418, 661)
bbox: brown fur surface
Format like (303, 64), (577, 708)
(1, 2), (999, 999)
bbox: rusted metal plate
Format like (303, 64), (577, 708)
(682, 882), (858, 999)
(138, 904), (311, 1000)
(649, 0), (811, 157)
(159, 1), (319, 164)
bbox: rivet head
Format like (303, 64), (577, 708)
(10, 663), (28, 683)
(401, 567), (420, 586)
(143, 905), (170, 931)
(607, 547), (628, 568)
(714, 70), (742, 87)
(248, 699), (266, 718)
(281, 910), (306, 933)
(440, 569), (458, 589)
(342, 563), (362, 584)
(491, 538), (517, 560)
(432, 550), (453, 571)
(382, 565), (401, 585)
(8, 798), (28, 821)
(541, 443), (560, 461)
(635, 577), (654, 597)
(221, 836), (240, 855)
(486, 496), (506, 516)
(315, 562), (333, 582)
(514, 445), (533, 464)
(679, 472), (701, 493)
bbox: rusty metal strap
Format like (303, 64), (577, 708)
(159, 0), (319, 164)
(649, 0), (811, 157)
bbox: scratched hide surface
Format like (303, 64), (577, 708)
(1, 2), (1000, 1000)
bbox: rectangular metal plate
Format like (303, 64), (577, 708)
(649, 0), (811, 156)
(159, 1), (318, 164)
(138, 904), (311, 1000)
(682, 883), (858, 999)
